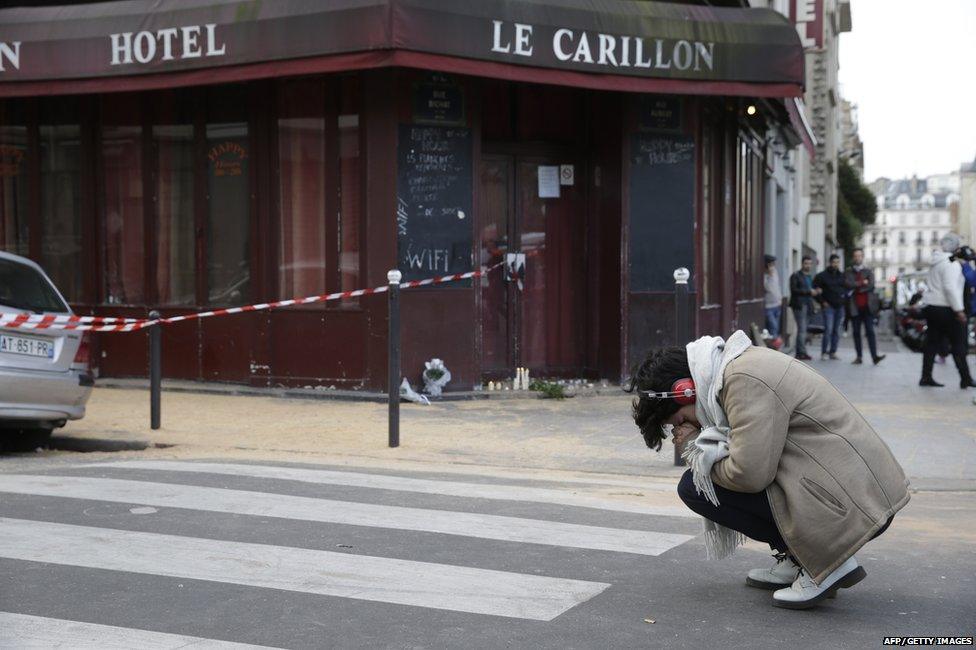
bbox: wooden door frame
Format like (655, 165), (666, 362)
(478, 152), (517, 380)
(478, 145), (589, 379)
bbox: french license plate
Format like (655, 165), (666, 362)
(0, 332), (55, 359)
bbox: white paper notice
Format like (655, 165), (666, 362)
(538, 166), (560, 198)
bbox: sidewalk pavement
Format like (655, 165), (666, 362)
(41, 336), (976, 490)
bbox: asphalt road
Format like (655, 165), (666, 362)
(0, 456), (973, 649)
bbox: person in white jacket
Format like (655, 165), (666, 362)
(920, 233), (975, 388)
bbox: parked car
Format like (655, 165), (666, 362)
(0, 251), (93, 447)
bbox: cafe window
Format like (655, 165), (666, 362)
(338, 76), (361, 294)
(735, 133), (764, 301)
(699, 122), (720, 305)
(206, 86), (250, 307)
(276, 76), (362, 301)
(277, 80), (327, 298)
(101, 95), (144, 304)
(40, 101), (83, 302)
(0, 101), (29, 257)
(153, 93), (196, 306)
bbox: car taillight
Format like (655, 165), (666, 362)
(73, 333), (91, 369)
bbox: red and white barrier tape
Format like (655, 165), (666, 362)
(0, 262), (504, 333)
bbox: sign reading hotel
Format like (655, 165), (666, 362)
(790, 0), (824, 49)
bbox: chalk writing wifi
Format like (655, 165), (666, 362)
(397, 124), (473, 282)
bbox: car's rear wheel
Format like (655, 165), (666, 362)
(2, 426), (53, 452)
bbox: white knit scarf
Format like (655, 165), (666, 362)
(681, 330), (753, 560)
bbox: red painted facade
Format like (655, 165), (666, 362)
(0, 69), (783, 390)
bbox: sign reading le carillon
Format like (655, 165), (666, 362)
(3, 1), (810, 88)
(490, 20), (716, 73)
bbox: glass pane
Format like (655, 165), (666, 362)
(0, 258), (69, 313)
(700, 128), (711, 304)
(0, 101), (29, 257)
(40, 124), (82, 302)
(102, 125), (144, 304)
(519, 161), (548, 370)
(517, 160), (584, 371)
(338, 113), (360, 294)
(154, 124), (195, 305)
(479, 158), (511, 373)
(206, 121), (250, 306)
(277, 81), (326, 299)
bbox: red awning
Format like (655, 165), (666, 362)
(0, 0), (805, 98)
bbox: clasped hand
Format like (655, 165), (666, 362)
(671, 423), (700, 447)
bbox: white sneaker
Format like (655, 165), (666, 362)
(772, 556), (866, 609)
(746, 552), (801, 590)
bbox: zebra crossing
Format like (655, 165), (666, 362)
(0, 459), (699, 648)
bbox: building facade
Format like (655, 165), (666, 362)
(956, 156), (976, 246)
(861, 176), (960, 284)
(751, 0), (851, 294)
(0, 0), (812, 391)
(839, 98), (863, 179)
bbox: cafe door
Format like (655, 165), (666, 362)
(479, 154), (586, 380)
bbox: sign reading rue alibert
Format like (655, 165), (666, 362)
(638, 96), (683, 132)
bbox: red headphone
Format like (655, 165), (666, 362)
(642, 378), (696, 405)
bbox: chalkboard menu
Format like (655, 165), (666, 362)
(628, 133), (695, 292)
(397, 124), (473, 282)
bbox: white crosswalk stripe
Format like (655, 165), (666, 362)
(0, 517), (610, 621)
(75, 460), (693, 517)
(0, 612), (282, 649)
(0, 459), (695, 644)
(0, 474), (693, 555)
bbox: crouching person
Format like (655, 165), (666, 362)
(628, 330), (909, 609)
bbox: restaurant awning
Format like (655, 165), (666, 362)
(0, 0), (805, 98)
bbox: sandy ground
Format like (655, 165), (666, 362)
(12, 335), (976, 495)
(45, 387), (676, 473)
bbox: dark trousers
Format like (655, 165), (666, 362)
(922, 305), (972, 382)
(851, 306), (878, 360)
(677, 470), (892, 556)
(792, 304), (809, 356)
(821, 304), (844, 355)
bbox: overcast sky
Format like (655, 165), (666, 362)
(838, 0), (976, 183)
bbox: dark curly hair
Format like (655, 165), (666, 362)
(624, 346), (691, 451)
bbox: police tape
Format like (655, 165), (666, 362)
(0, 262), (505, 333)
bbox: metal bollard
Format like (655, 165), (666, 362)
(148, 310), (161, 430)
(673, 268), (691, 466)
(387, 270), (402, 448)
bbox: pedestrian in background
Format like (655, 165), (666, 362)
(956, 244), (976, 319)
(764, 254), (783, 345)
(844, 248), (885, 365)
(789, 256), (819, 361)
(813, 254), (846, 360)
(919, 234), (974, 388)
(957, 245), (976, 400)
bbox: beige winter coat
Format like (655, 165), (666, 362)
(712, 346), (910, 584)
